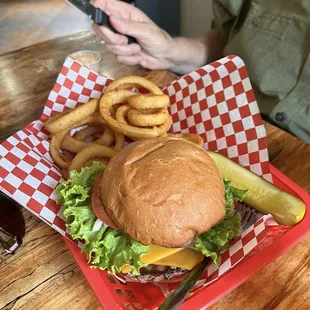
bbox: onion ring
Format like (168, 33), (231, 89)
(74, 125), (114, 148)
(74, 116), (115, 147)
(106, 83), (138, 91)
(113, 130), (125, 152)
(59, 114), (105, 153)
(128, 94), (169, 110)
(74, 125), (115, 148)
(127, 108), (169, 127)
(116, 105), (169, 140)
(75, 111), (121, 145)
(61, 125), (122, 153)
(44, 110), (71, 129)
(51, 113), (104, 167)
(61, 135), (93, 153)
(100, 90), (171, 138)
(44, 99), (99, 134)
(68, 145), (117, 174)
(61, 131), (122, 153)
(115, 104), (131, 125)
(105, 76), (163, 95)
(90, 113), (121, 148)
(50, 129), (72, 169)
(75, 126), (103, 141)
(96, 126), (115, 147)
(104, 107), (125, 151)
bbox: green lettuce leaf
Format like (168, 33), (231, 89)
(224, 179), (248, 216)
(56, 162), (149, 275)
(190, 180), (247, 265)
(83, 228), (149, 274)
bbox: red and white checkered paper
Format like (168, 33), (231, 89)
(0, 55), (271, 295)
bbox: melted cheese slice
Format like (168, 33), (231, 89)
(155, 248), (204, 270)
(121, 245), (204, 273)
(141, 245), (184, 263)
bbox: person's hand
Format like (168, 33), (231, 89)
(91, 0), (225, 74)
(91, 0), (175, 71)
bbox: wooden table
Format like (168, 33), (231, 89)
(0, 31), (310, 310)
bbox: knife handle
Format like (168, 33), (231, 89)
(95, 9), (137, 44)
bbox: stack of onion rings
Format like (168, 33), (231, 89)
(100, 76), (171, 140)
(45, 76), (206, 179)
(44, 100), (124, 176)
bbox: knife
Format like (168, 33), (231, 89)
(158, 258), (210, 310)
(66, 0), (137, 44)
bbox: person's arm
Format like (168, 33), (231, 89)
(168, 30), (225, 74)
(91, 0), (224, 74)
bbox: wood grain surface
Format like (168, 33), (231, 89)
(0, 32), (310, 310)
(0, 0), (92, 55)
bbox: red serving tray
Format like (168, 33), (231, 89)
(65, 164), (310, 310)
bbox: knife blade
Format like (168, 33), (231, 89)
(66, 0), (137, 44)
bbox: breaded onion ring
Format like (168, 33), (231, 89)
(44, 99), (99, 134)
(50, 129), (71, 169)
(128, 94), (169, 110)
(105, 76), (163, 95)
(127, 108), (169, 127)
(75, 126), (104, 141)
(68, 145), (117, 174)
(100, 90), (171, 138)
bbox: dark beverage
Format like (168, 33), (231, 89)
(0, 192), (25, 254)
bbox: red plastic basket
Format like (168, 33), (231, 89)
(65, 164), (310, 310)
(1, 55), (309, 310)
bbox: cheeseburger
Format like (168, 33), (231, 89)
(57, 136), (246, 283)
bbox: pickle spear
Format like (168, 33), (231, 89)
(208, 151), (306, 226)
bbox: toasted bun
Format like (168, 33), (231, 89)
(101, 137), (225, 248)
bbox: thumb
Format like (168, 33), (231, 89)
(109, 15), (149, 40)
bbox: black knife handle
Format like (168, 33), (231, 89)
(95, 9), (137, 44)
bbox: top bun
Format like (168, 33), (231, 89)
(101, 136), (225, 248)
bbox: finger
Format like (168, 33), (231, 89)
(104, 43), (141, 56)
(91, 0), (125, 16)
(109, 15), (150, 40)
(116, 54), (144, 66)
(92, 23), (127, 45)
(91, 0), (109, 13)
(91, 0), (148, 21)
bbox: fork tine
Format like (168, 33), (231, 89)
(242, 212), (257, 230)
(248, 212), (257, 227)
(243, 211), (252, 226)
(236, 204), (246, 219)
